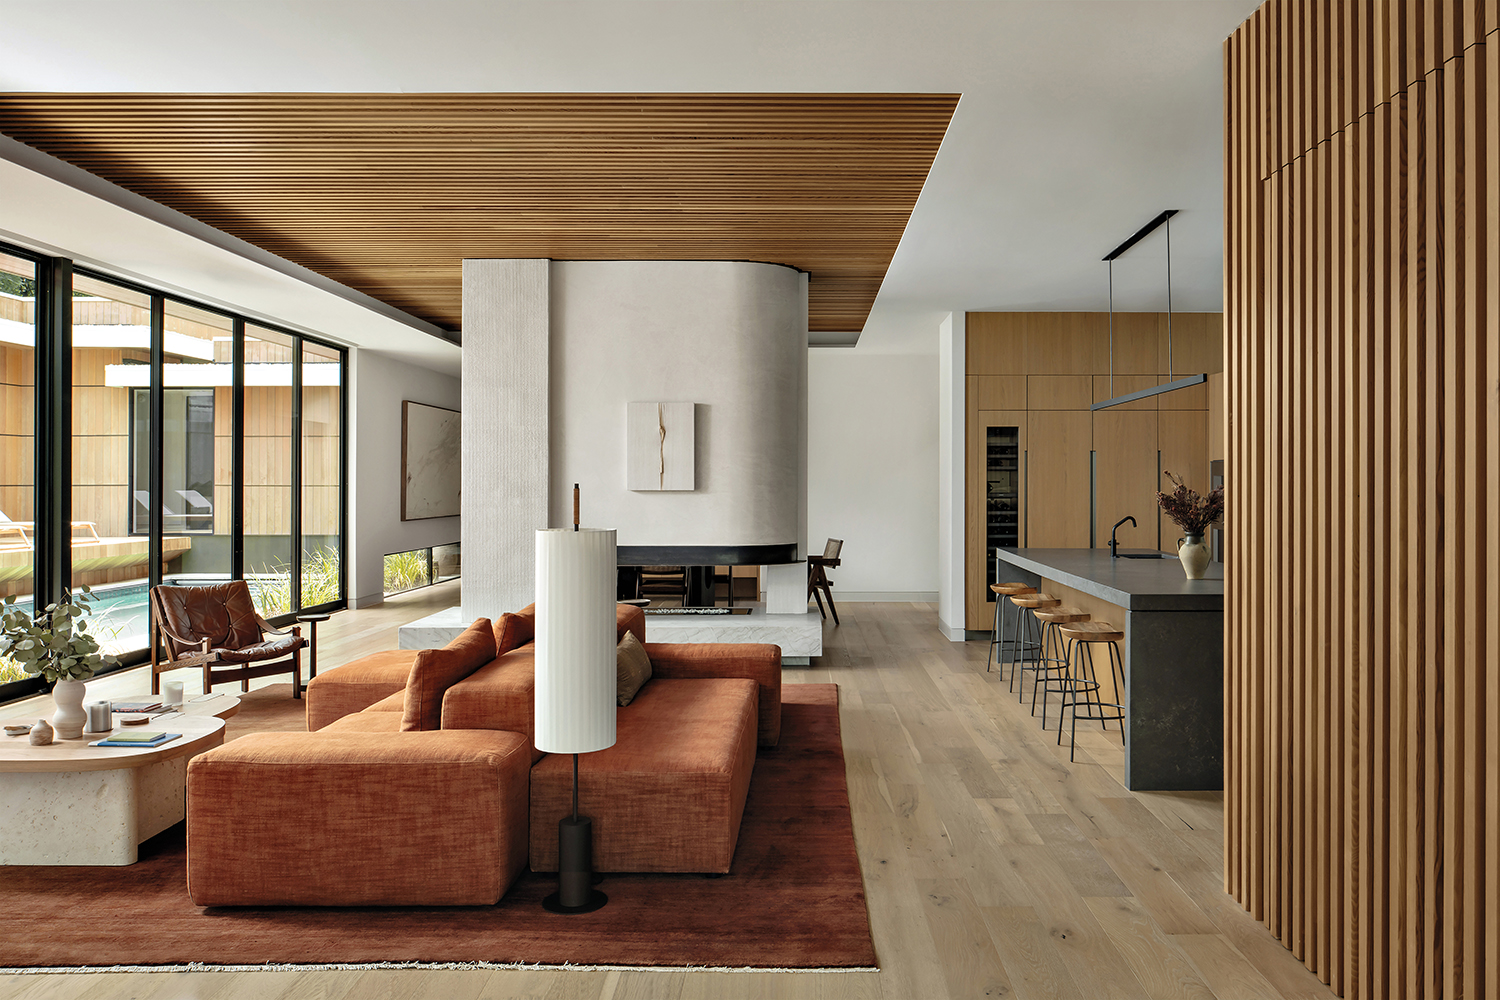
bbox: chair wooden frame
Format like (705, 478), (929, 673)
(807, 538), (843, 625)
(148, 584), (305, 699)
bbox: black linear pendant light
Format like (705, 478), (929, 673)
(1093, 209), (1207, 411)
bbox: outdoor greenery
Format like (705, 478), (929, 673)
(0, 587), (119, 684)
(0, 655), (26, 685)
(251, 546), (342, 617)
(0, 273), (32, 297)
(0, 272), (89, 298)
(384, 549), (430, 596)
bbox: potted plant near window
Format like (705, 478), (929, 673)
(0, 588), (118, 739)
(1156, 471), (1225, 580)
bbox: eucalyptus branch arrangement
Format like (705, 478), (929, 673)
(0, 587), (118, 684)
(1155, 471), (1225, 536)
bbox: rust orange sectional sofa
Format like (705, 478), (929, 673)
(185, 603), (781, 906)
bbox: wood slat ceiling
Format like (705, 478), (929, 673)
(0, 93), (959, 334)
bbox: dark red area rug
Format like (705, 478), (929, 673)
(1, 683), (876, 970)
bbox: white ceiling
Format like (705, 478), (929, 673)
(0, 0), (1259, 359)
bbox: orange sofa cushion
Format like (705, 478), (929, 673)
(529, 677), (757, 874)
(645, 642), (782, 746)
(513, 602), (644, 646)
(320, 704), (403, 732)
(400, 618), (496, 732)
(440, 646), (540, 760)
(305, 649), (417, 731)
(186, 729), (531, 906)
(493, 612), (534, 654)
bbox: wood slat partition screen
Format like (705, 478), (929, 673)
(1224, 3), (1498, 999)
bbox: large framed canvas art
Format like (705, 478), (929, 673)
(401, 400), (461, 520)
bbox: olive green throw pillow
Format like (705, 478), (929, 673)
(616, 631), (652, 706)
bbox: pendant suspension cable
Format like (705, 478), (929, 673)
(1108, 260), (1115, 400)
(1165, 214), (1173, 382)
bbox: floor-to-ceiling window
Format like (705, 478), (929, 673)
(300, 338), (342, 609)
(0, 241), (347, 697)
(0, 251), (36, 689)
(72, 273), (154, 654)
(243, 323), (295, 617)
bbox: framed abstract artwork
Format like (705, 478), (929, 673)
(627, 401), (695, 491)
(401, 400), (461, 520)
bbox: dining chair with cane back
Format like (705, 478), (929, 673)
(807, 538), (843, 625)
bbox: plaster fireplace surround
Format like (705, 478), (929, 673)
(399, 259), (821, 662)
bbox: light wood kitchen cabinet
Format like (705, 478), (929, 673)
(1157, 409), (1209, 547)
(963, 311), (1223, 628)
(1092, 409), (1160, 551)
(1025, 410), (1092, 548)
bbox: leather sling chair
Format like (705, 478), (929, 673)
(149, 581), (307, 698)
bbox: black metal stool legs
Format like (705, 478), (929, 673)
(1059, 637), (1126, 762)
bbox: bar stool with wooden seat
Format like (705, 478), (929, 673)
(1007, 592), (1060, 700)
(1056, 620), (1126, 762)
(1029, 606), (1091, 728)
(986, 581), (1036, 675)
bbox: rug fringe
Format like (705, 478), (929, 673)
(7, 960), (881, 975)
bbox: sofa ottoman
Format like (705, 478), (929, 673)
(529, 677), (758, 874)
(187, 729), (531, 906)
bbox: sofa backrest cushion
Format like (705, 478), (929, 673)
(400, 618), (496, 732)
(440, 646), (541, 760)
(493, 612), (534, 655)
(616, 631), (652, 706)
(510, 602), (645, 647)
(617, 604), (645, 645)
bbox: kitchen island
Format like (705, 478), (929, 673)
(995, 548), (1223, 791)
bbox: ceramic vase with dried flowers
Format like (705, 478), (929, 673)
(1155, 471), (1225, 580)
(0, 587), (118, 739)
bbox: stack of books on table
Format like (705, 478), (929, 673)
(110, 700), (171, 717)
(89, 731), (182, 749)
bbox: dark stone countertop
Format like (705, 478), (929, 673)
(995, 548), (1223, 612)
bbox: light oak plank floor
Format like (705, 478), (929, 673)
(3, 595), (1332, 1000)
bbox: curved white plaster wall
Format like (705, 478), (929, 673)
(549, 261), (806, 550)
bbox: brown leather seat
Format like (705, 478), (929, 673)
(150, 580), (308, 699)
(213, 632), (303, 662)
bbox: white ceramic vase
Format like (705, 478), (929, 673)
(1177, 533), (1211, 580)
(51, 678), (88, 740)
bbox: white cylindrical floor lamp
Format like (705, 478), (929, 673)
(535, 524), (617, 914)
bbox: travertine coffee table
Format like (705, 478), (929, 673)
(0, 715), (225, 865)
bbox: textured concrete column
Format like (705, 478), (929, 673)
(461, 259), (550, 619)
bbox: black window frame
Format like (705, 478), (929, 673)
(0, 243), (349, 705)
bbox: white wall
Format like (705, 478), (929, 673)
(806, 351), (939, 600)
(549, 260), (806, 549)
(350, 348), (462, 608)
(937, 311), (966, 637)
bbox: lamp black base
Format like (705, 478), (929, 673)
(545, 813), (608, 914)
(543, 888), (608, 914)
